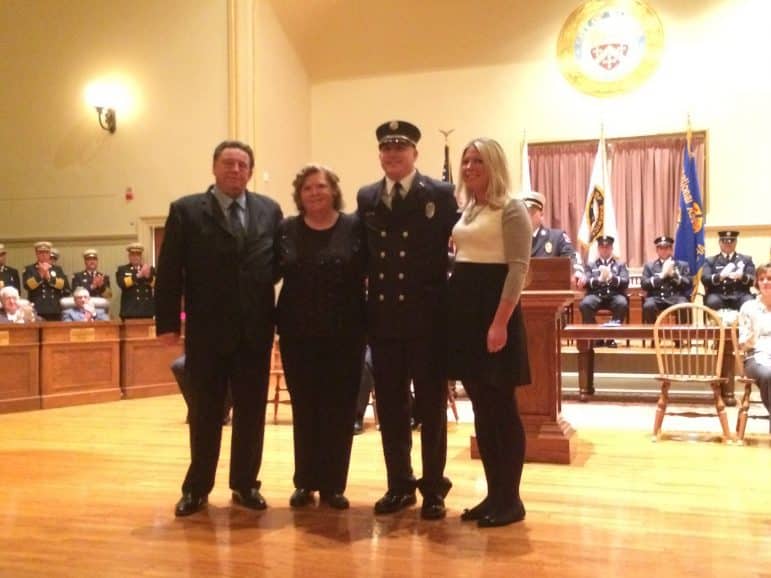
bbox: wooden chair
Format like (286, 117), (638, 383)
(732, 323), (771, 442)
(652, 303), (733, 442)
(269, 337), (288, 423)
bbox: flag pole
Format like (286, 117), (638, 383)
(686, 113), (693, 156)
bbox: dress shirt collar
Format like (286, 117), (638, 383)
(212, 186), (247, 213)
(385, 170), (417, 198)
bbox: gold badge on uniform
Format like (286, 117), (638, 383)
(425, 202), (435, 219)
(545, 241), (553, 254)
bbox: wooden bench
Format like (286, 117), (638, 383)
(562, 324), (736, 404)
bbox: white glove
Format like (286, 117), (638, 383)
(661, 258), (675, 277)
(731, 261), (744, 280)
(599, 265), (611, 282)
(719, 262), (735, 278)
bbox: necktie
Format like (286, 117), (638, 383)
(391, 182), (403, 212)
(228, 202), (245, 237)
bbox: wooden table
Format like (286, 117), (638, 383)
(40, 321), (122, 408)
(562, 324), (736, 404)
(120, 319), (184, 399)
(0, 323), (41, 413)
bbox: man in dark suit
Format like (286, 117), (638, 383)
(579, 235), (630, 347)
(702, 230), (756, 311)
(155, 140), (282, 517)
(641, 235), (692, 323)
(0, 244), (21, 291)
(22, 241), (70, 321)
(357, 120), (457, 520)
(72, 249), (112, 299)
(116, 243), (156, 320)
(522, 191), (584, 283)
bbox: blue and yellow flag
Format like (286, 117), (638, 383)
(674, 145), (706, 280)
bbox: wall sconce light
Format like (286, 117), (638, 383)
(95, 106), (116, 133)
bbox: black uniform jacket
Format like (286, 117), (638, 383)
(356, 172), (457, 340)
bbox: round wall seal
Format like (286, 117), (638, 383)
(557, 0), (664, 97)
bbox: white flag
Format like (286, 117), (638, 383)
(577, 134), (620, 263)
(520, 135), (531, 194)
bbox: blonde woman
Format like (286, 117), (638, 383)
(447, 138), (532, 527)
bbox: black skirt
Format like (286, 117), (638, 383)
(447, 262), (530, 388)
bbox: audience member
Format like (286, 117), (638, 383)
(62, 286), (109, 321)
(22, 241), (70, 321)
(116, 243), (156, 320)
(641, 235), (692, 323)
(72, 249), (112, 299)
(738, 262), (771, 416)
(579, 235), (629, 347)
(702, 230), (755, 311)
(0, 286), (40, 323)
(0, 244), (20, 291)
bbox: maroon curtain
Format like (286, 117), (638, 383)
(529, 133), (706, 268)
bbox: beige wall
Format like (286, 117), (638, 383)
(311, 0), (771, 264)
(0, 0), (230, 240)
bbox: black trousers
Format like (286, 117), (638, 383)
(280, 335), (364, 494)
(182, 339), (272, 497)
(370, 337), (450, 496)
(579, 294), (628, 323)
(704, 293), (754, 311)
(642, 295), (688, 323)
(464, 380), (525, 511)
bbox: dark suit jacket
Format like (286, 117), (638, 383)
(356, 172), (457, 339)
(0, 266), (20, 291)
(155, 187), (282, 355)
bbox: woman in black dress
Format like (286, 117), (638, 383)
(447, 138), (532, 527)
(276, 164), (366, 510)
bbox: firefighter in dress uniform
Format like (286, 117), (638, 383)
(641, 235), (692, 323)
(356, 120), (458, 520)
(22, 241), (70, 321)
(578, 235), (629, 347)
(0, 244), (21, 292)
(116, 242), (156, 320)
(702, 230), (755, 311)
(72, 248), (112, 299)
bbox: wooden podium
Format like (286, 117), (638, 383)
(40, 321), (122, 408)
(469, 257), (576, 464)
(0, 324), (41, 413)
(120, 319), (183, 398)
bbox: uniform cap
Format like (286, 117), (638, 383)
(50, 247), (60, 258)
(522, 191), (545, 210)
(83, 248), (99, 258)
(376, 120), (421, 147)
(126, 242), (144, 253)
(596, 235), (615, 246)
(654, 235), (674, 247)
(34, 241), (52, 252)
(718, 230), (739, 241)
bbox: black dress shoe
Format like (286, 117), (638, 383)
(320, 492), (350, 510)
(421, 494), (446, 520)
(373, 491), (417, 514)
(477, 500), (526, 528)
(460, 497), (491, 522)
(289, 488), (314, 508)
(232, 488), (268, 510)
(174, 493), (207, 517)
(353, 419), (364, 435)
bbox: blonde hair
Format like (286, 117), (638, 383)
(455, 137), (512, 213)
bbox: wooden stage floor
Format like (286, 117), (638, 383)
(0, 395), (769, 578)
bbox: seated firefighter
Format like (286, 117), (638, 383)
(702, 230), (756, 311)
(641, 235), (692, 323)
(579, 235), (629, 347)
